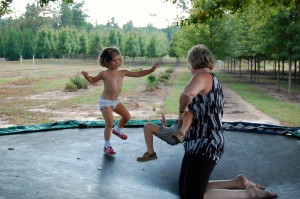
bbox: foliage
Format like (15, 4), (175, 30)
(146, 74), (159, 91)
(65, 75), (88, 92)
(166, 0), (300, 25)
(64, 81), (77, 92)
(4, 29), (21, 60)
(70, 75), (88, 89)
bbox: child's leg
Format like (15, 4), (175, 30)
(111, 103), (131, 139)
(172, 111), (193, 143)
(101, 107), (115, 153)
(114, 103), (131, 128)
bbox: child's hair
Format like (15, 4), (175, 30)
(187, 44), (215, 70)
(98, 47), (122, 68)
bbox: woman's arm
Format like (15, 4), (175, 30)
(178, 73), (208, 120)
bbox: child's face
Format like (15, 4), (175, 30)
(108, 54), (122, 70)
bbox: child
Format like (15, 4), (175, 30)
(137, 111), (192, 162)
(81, 47), (159, 155)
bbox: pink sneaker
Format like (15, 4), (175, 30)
(104, 146), (116, 155)
(112, 129), (128, 140)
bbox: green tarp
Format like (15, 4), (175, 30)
(0, 120), (299, 138)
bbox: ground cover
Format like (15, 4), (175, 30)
(0, 59), (299, 127)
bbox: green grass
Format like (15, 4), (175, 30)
(164, 71), (190, 113)
(217, 72), (300, 126)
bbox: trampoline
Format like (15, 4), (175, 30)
(0, 120), (299, 199)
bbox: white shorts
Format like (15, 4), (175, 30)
(99, 98), (120, 110)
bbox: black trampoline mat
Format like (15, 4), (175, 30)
(0, 128), (299, 199)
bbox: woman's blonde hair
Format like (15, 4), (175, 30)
(98, 47), (122, 68)
(187, 44), (215, 70)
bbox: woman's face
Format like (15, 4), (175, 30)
(108, 54), (122, 70)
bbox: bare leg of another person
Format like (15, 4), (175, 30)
(204, 174), (277, 199)
(173, 111), (193, 142)
(204, 185), (277, 199)
(207, 174), (265, 190)
(142, 123), (161, 155)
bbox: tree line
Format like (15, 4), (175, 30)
(0, 1), (174, 61)
(1, 0), (300, 91)
(168, 0), (300, 92)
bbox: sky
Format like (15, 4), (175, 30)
(10, 0), (185, 28)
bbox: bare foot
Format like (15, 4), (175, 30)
(246, 185), (277, 198)
(235, 174), (265, 190)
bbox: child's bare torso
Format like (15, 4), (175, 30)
(101, 69), (125, 100)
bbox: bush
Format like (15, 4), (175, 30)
(146, 74), (159, 91)
(70, 75), (88, 89)
(65, 82), (78, 92)
(165, 68), (174, 74)
(158, 72), (170, 80)
(65, 75), (88, 92)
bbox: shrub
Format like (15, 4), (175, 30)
(65, 82), (78, 92)
(165, 68), (174, 74)
(146, 74), (159, 91)
(70, 75), (88, 89)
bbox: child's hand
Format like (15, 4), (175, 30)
(161, 113), (166, 127)
(151, 62), (160, 72)
(81, 71), (88, 76)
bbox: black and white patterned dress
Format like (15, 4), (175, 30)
(184, 72), (224, 163)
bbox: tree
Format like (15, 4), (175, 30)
(124, 33), (138, 58)
(87, 31), (102, 56)
(22, 29), (34, 59)
(0, 32), (4, 57)
(146, 36), (158, 58)
(122, 20), (134, 32)
(20, 3), (44, 33)
(108, 30), (119, 47)
(71, 1), (88, 28)
(0, 0), (73, 18)
(60, 2), (73, 27)
(78, 32), (87, 55)
(166, 0), (300, 25)
(4, 29), (21, 60)
(56, 28), (71, 56)
(35, 28), (52, 58)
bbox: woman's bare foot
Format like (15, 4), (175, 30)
(234, 174), (265, 190)
(246, 185), (277, 198)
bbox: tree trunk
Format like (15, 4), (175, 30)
(277, 61), (280, 91)
(288, 55), (292, 94)
(274, 61), (277, 79)
(250, 58), (253, 81)
(239, 59), (241, 77)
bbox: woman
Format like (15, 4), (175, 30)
(177, 44), (277, 199)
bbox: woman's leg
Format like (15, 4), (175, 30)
(204, 185), (277, 199)
(180, 154), (215, 199)
(207, 174), (265, 190)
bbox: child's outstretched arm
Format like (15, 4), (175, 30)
(81, 71), (103, 83)
(125, 62), (160, 77)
